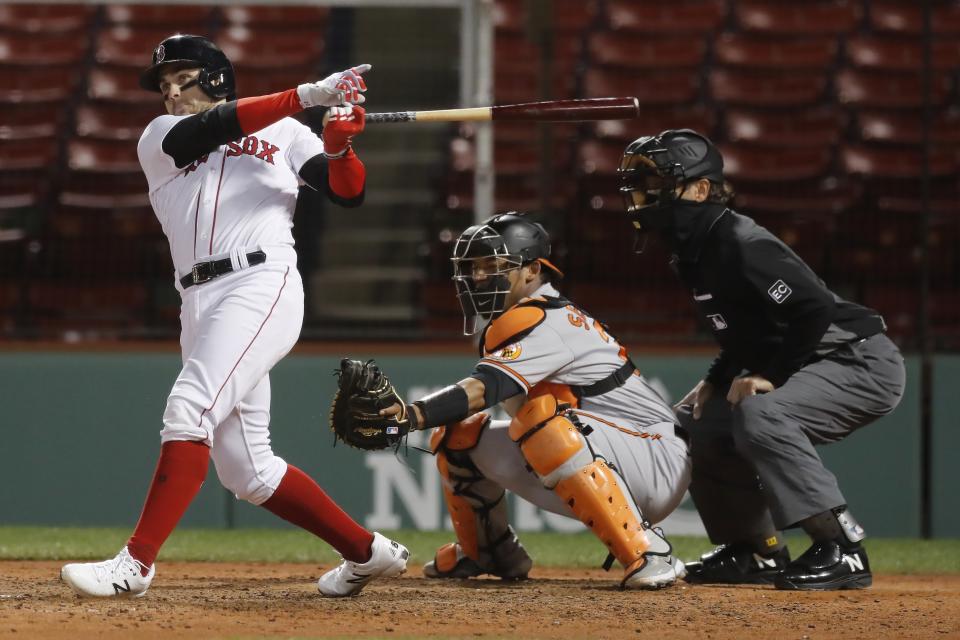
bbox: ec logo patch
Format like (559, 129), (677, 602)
(768, 279), (792, 304)
(494, 344), (522, 360)
(707, 314), (728, 331)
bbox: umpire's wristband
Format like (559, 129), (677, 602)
(411, 384), (470, 430)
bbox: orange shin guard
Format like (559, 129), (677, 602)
(436, 451), (480, 560)
(554, 460), (649, 568)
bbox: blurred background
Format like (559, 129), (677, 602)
(0, 0), (957, 538)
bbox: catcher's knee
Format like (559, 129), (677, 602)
(508, 395), (593, 489)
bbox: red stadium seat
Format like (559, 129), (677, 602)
(495, 33), (582, 79)
(216, 26), (325, 70)
(103, 4), (215, 29)
(734, 179), (862, 216)
(724, 107), (847, 147)
(845, 36), (960, 71)
(0, 4), (95, 34)
(855, 109), (960, 145)
(74, 102), (155, 142)
(719, 144), (833, 182)
(593, 105), (716, 143)
(588, 33), (707, 69)
(96, 27), (215, 69)
(221, 5), (331, 28)
(87, 66), (157, 104)
(66, 138), (141, 174)
(0, 32), (89, 66)
(0, 66), (77, 103)
(577, 138), (631, 176)
(842, 145), (957, 179)
(734, 1), (863, 35)
(713, 34), (839, 69)
(869, 1), (960, 35)
(605, 0), (726, 34)
(709, 69), (827, 108)
(449, 137), (571, 175)
(584, 68), (700, 106)
(835, 69), (952, 109)
(0, 138), (58, 171)
(0, 103), (63, 140)
(234, 68), (320, 99)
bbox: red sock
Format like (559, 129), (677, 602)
(127, 440), (210, 572)
(261, 465), (374, 563)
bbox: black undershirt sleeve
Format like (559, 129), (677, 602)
(471, 365), (524, 408)
(161, 102), (244, 169)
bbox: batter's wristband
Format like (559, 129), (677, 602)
(413, 385), (470, 429)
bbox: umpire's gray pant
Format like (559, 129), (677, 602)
(676, 333), (906, 543)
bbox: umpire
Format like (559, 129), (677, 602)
(618, 130), (905, 590)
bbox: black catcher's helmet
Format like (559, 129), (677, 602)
(451, 212), (563, 335)
(139, 34), (236, 100)
(619, 129), (724, 241)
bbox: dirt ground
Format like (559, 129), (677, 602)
(1, 561), (958, 640)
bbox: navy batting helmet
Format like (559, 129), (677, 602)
(139, 34), (236, 100)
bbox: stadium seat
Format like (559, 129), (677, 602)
(0, 103), (63, 140)
(216, 26), (325, 70)
(723, 107), (847, 147)
(66, 138), (141, 175)
(841, 145), (957, 179)
(854, 109), (960, 145)
(495, 33), (581, 81)
(233, 68), (321, 99)
(0, 32), (89, 66)
(577, 138), (631, 176)
(734, 1), (863, 35)
(588, 33), (707, 69)
(0, 4), (94, 34)
(0, 66), (76, 103)
(719, 144), (833, 182)
(733, 178), (862, 216)
(584, 68), (700, 106)
(709, 69), (827, 108)
(0, 138), (58, 171)
(713, 34), (839, 69)
(605, 0), (726, 34)
(103, 4), (215, 29)
(95, 27), (215, 69)
(74, 102), (155, 142)
(593, 105), (716, 143)
(86, 66), (157, 104)
(868, 1), (960, 35)
(845, 36), (960, 71)
(221, 5), (331, 28)
(835, 69), (952, 109)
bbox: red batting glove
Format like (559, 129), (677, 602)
(323, 105), (365, 157)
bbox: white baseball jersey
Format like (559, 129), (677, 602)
(138, 113), (328, 506)
(138, 114), (325, 283)
(471, 283), (691, 524)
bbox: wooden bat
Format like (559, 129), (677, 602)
(364, 97), (639, 124)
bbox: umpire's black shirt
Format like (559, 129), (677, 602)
(669, 203), (886, 388)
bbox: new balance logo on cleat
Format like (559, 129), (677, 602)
(345, 572), (372, 584)
(112, 580), (131, 595)
(753, 554), (779, 569)
(842, 553), (865, 572)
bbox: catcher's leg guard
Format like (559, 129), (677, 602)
(426, 413), (531, 580)
(509, 395), (676, 588)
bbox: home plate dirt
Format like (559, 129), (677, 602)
(1, 562), (957, 639)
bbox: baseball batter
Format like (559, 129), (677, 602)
(60, 34), (407, 599)
(382, 213), (691, 589)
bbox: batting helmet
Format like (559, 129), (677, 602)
(139, 34), (236, 100)
(451, 212), (562, 335)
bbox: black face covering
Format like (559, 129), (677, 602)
(634, 199), (713, 252)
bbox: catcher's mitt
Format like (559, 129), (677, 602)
(329, 358), (411, 450)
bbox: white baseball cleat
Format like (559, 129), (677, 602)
(61, 547), (155, 598)
(622, 527), (686, 590)
(317, 532), (409, 597)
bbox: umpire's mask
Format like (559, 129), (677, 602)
(619, 129), (724, 251)
(451, 212), (561, 335)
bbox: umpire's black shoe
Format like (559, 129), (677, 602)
(774, 541), (871, 591)
(684, 543), (790, 585)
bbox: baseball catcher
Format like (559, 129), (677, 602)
(337, 213), (692, 590)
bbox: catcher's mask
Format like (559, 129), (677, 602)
(139, 34), (236, 100)
(451, 212), (562, 335)
(619, 129), (723, 251)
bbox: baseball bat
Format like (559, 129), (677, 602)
(364, 97), (639, 124)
